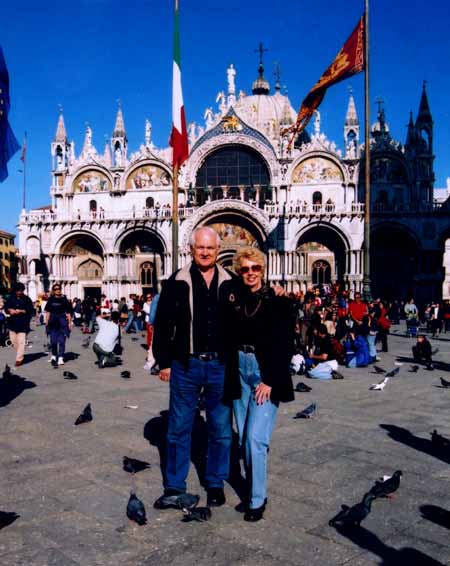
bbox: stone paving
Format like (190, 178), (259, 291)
(0, 323), (450, 566)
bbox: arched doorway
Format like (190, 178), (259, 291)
(371, 224), (418, 300)
(194, 145), (270, 208)
(118, 230), (165, 293)
(60, 234), (104, 298)
(297, 225), (348, 285)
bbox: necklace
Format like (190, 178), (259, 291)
(244, 299), (262, 318)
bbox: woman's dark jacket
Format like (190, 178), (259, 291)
(225, 284), (296, 404)
(5, 294), (34, 333)
(45, 295), (72, 335)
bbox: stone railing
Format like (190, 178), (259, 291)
(263, 202), (365, 218)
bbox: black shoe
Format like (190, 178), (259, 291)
(295, 381), (312, 393)
(244, 503), (266, 522)
(206, 487), (226, 507)
(235, 500), (247, 513)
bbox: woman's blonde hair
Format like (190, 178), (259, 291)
(232, 246), (266, 274)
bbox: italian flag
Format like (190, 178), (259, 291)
(170, 0), (189, 168)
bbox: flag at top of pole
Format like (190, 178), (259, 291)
(0, 45), (20, 183)
(285, 15), (365, 149)
(170, 0), (189, 169)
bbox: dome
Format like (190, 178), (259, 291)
(371, 119), (390, 134)
(233, 91), (297, 138)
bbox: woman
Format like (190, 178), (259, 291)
(228, 247), (295, 522)
(45, 284), (72, 365)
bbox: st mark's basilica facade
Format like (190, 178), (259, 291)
(17, 58), (450, 303)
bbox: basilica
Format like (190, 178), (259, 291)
(17, 57), (450, 303)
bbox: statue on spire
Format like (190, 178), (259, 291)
(227, 64), (236, 95)
(145, 119), (152, 146)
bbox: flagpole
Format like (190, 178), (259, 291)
(362, 0), (372, 301)
(172, 163), (179, 272)
(22, 131), (27, 210)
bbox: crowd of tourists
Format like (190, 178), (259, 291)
(0, 228), (449, 523)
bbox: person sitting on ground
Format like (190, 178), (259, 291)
(93, 311), (121, 368)
(305, 324), (342, 380)
(412, 334), (433, 369)
(344, 330), (370, 368)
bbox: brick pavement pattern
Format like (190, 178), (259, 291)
(1, 324), (450, 566)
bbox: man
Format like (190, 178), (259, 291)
(348, 292), (368, 333)
(93, 311), (120, 368)
(306, 324), (342, 380)
(412, 334), (433, 369)
(5, 282), (34, 366)
(152, 226), (237, 509)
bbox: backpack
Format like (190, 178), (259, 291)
(331, 338), (346, 365)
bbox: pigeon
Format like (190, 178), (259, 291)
(74, 403), (93, 425)
(409, 365), (420, 373)
(373, 366), (386, 374)
(123, 456), (151, 474)
(81, 337), (91, 349)
(0, 511), (20, 528)
(295, 382), (312, 393)
(2, 364), (12, 379)
(177, 493), (201, 511)
(329, 492), (376, 528)
(385, 368), (400, 378)
(126, 491), (147, 525)
(369, 377), (389, 391)
(294, 402), (317, 419)
(131, 337), (139, 342)
(120, 370), (131, 379)
(63, 371), (78, 380)
(431, 430), (450, 451)
(370, 470), (402, 498)
(182, 506), (212, 522)
(440, 377), (450, 388)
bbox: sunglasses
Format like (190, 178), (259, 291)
(239, 265), (263, 275)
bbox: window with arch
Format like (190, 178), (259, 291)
(141, 262), (155, 286)
(312, 260), (331, 285)
(146, 197), (154, 208)
(312, 191), (322, 205)
(89, 200), (97, 212)
(211, 187), (224, 201)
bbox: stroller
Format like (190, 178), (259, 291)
(406, 317), (419, 337)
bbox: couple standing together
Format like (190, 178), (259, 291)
(152, 227), (294, 522)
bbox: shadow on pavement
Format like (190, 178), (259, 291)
(22, 352), (48, 365)
(0, 373), (37, 408)
(0, 511), (20, 529)
(380, 424), (450, 465)
(420, 504), (450, 530)
(396, 355), (450, 373)
(143, 409), (208, 488)
(333, 524), (445, 565)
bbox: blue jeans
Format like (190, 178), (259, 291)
(165, 357), (231, 493)
(367, 334), (377, 358)
(124, 312), (139, 333)
(233, 352), (278, 509)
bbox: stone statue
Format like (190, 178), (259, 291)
(227, 64), (236, 94)
(314, 110), (321, 136)
(145, 119), (152, 146)
(188, 122), (197, 145)
(204, 107), (214, 129)
(216, 91), (226, 114)
(115, 145), (122, 167)
(239, 90), (246, 100)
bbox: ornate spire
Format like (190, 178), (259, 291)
(252, 42), (270, 95)
(55, 107), (67, 142)
(273, 62), (281, 92)
(416, 80), (432, 124)
(405, 110), (416, 147)
(113, 101), (126, 138)
(83, 123), (93, 153)
(103, 136), (112, 167)
(345, 88), (359, 126)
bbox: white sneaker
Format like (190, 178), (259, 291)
(143, 362), (152, 371)
(49, 355), (56, 363)
(58, 357), (65, 366)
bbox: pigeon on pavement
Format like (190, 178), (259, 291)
(182, 506), (212, 522)
(385, 368), (400, 378)
(63, 371), (78, 380)
(370, 470), (402, 498)
(123, 457), (151, 474)
(440, 377), (450, 388)
(177, 493), (201, 511)
(74, 403), (93, 425)
(431, 430), (450, 451)
(373, 366), (386, 374)
(81, 337), (91, 349)
(295, 382), (312, 393)
(294, 402), (317, 419)
(126, 491), (147, 525)
(329, 492), (376, 528)
(369, 377), (389, 391)
(121, 370), (131, 379)
(409, 365), (419, 373)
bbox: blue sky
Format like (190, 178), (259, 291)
(1, 0), (449, 235)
